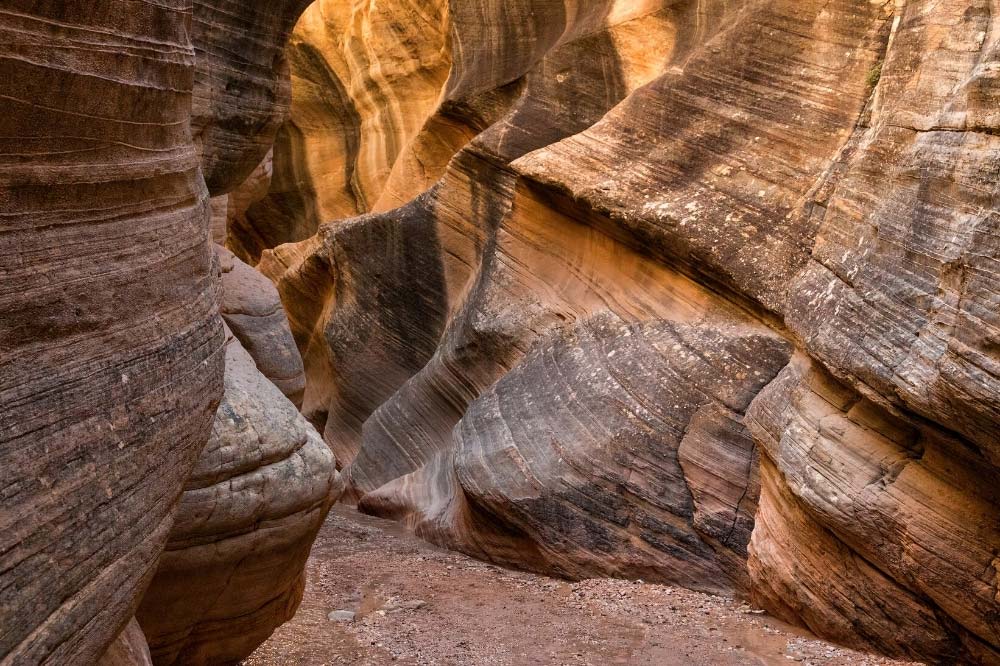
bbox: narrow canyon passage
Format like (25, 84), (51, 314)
(245, 507), (916, 666)
(2, 0), (998, 665)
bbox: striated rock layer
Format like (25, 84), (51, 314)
(137, 327), (342, 665)
(191, 0), (313, 195)
(98, 619), (153, 666)
(228, 0), (455, 263)
(0, 2), (224, 663)
(1, 0), (327, 663)
(251, 0), (1000, 663)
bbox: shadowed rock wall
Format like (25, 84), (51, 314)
(0, 2), (224, 663)
(249, 0), (1000, 663)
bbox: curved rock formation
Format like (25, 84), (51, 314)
(4, 0), (998, 663)
(98, 619), (153, 666)
(1, 0), (326, 662)
(252, 0), (1000, 663)
(191, 0), (313, 195)
(136, 328), (342, 665)
(0, 2), (224, 663)
(217, 245), (306, 406)
(228, 0), (455, 263)
(362, 315), (791, 593)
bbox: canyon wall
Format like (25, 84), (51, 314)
(2, 0), (997, 664)
(245, 0), (1000, 663)
(0, 0), (331, 664)
(0, 2), (224, 662)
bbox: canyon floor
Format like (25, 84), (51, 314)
(245, 507), (918, 666)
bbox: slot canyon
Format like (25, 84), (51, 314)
(1, 0), (998, 665)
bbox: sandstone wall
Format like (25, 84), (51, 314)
(1, 0), (327, 663)
(252, 0), (1000, 662)
(0, 2), (224, 662)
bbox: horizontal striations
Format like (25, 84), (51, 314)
(0, 2), (224, 665)
(191, 0), (313, 195)
(514, 0), (894, 313)
(136, 331), (342, 666)
(362, 314), (791, 592)
(746, 360), (1000, 662)
(784, 0), (1000, 460)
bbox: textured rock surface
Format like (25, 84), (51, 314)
(1, 0), (325, 662)
(137, 329), (342, 665)
(0, 2), (224, 663)
(252, 0), (1000, 662)
(228, 0), (454, 263)
(5, 0), (998, 663)
(98, 618), (153, 666)
(192, 0), (312, 195)
(362, 316), (791, 593)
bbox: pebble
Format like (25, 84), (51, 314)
(327, 610), (356, 622)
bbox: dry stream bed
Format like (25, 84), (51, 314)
(246, 507), (917, 666)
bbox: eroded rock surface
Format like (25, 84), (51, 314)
(228, 0), (454, 263)
(1, 0), (327, 663)
(217, 245), (306, 406)
(98, 618), (153, 666)
(192, 0), (313, 195)
(0, 2), (224, 663)
(4, 0), (998, 663)
(362, 316), (791, 593)
(137, 329), (342, 665)
(250, 0), (1000, 663)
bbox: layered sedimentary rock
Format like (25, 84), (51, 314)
(98, 619), (153, 666)
(363, 316), (791, 593)
(192, 0), (312, 195)
(228, 0), (454, 263)
(253, 0), (1000, 662)
(128, 1), (331, 662)
(137, 328), (341, 665)
(747, 360), (1000, 662)
(1, 0), (327, 662)
(0, 3), (224, 663)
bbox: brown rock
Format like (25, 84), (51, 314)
(0, 2), (224, 662)
(362, 315), (791, 592)
(98, 618), (153, 666)
(6, 0), (1000, 663)
(217, 245), (306, 406)
(137, 330), (342, 665)
(192, 0), (313, 195)
(746, 359), (1000, 662)
(255, 1), (1000, 662)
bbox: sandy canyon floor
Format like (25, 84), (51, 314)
(245, 507), (918, 666)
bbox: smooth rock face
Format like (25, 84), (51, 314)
(137, 330), (342, 665)
(0, 2), (224, 663)
(217, 245), (306, 406)
(252, 0), (1000, 662)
